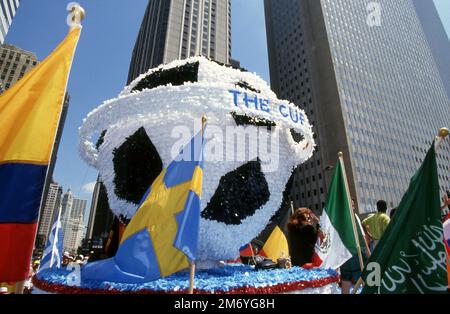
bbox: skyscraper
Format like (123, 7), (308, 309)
(63, 214), (85, 254)
(83, 178), (116, 258)
(60, 189), (87, 253)
(265, 0), (450, 214)
(61, 188), (74, 221)
(72, 198), (87, 219)
(0, 0), (20, 44)
(127, 0), (231, 83)
(36, 182), (63, 249)
(0, 43), (37, 91)
(412, 0), (450, 101)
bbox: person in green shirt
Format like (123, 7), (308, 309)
(362, 200), (390, 249)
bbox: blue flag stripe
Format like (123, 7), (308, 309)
(0, 163), (47, 223)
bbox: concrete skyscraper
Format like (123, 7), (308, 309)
(63, 214), (85, 254)
(61, 189), (74, 221)
(71, 198), (87, 219)
(61, 189), (87, 252)
(36, 182), (63, 249)
(83, 178), (116, 257)
(0, 0), (20, 44)
(265, 0), (450, 214)
(127, 0), (231, 83)
(0, 43), (37, 91)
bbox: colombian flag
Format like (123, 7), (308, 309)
(82, 128), (206, 283)
(0, 28), (81, 282)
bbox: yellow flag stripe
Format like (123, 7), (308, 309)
(0, 28), (81, 164)
(190, 166), (203, 198)
(262, 226), (289, 262)
(121, 170), (199, 277)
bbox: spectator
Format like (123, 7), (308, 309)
(62, 252), (73, 266)
(23, 261), (39, 294)
(362, 200), (390, 249)
(440, 191), (450, 219)
(75, 254), (87, 265)
(287, 208), (321, 267)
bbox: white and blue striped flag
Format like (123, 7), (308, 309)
(39, 205), (63, 271)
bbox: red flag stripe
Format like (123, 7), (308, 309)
(0, 223), (37, 282)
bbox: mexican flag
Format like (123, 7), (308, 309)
(313, 157), (364, 270)
(361, 143), (448, 294)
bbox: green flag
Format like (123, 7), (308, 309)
(361, 143), (448, 294)
(314, 158), (366, 270)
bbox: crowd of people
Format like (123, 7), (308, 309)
(284, 191), (450, 294)
(237, 190), (450, 294)
(2, 192), (449, 295)
(15, 252), (89, 294)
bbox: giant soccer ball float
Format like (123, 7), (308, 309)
(78, 57), (315, 263)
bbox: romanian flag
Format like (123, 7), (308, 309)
(82, 128), (206, 283)
(0, 28), (81, 282)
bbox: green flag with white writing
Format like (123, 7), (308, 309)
(361, 143), (448, 294)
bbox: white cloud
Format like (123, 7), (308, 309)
(82, 181), (96, 194)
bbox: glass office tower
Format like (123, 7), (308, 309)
(265, 0), (450, 213)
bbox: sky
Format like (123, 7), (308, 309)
(5, 0), (450, 217)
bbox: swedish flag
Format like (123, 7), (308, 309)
(82, 128), (206, 283)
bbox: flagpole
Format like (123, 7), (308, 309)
(338, 152), (365, 274)
(188, 115), (207, 295)
(352, 278), (364, 294)
(19, 5), (85, 295)
(50, 205), (63, 267)
(188, 262), (196, 294)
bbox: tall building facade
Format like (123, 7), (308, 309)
(412, 0), (450, 102)
(265, 0), (450, 214)
(61, 189), (74, 221)
(36, 182), (63, 248)
(61, 189), (87, 252)
(0, 43), (37, 91)
(127, 0), (231, 83)
(0, 0), (20, 44)
(63, 214), (85, 254)
(72, 198), (87, 219)
(83, 179), (115, 256)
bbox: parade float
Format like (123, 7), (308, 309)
(33, 57), (340, 294)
